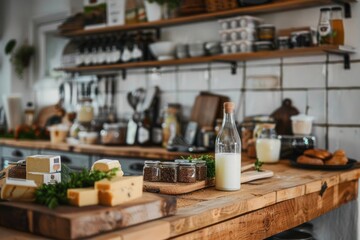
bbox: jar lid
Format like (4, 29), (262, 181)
(145, 160), (160, 165)
(278, 36), (290, 40)
(179, 162), (197, 166)
(174, 159), (190, 163)
(161, 162), (178, 166)
(191, 160), (206, 164)
(320, 7), (331, 11)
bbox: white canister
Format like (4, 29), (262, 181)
(291, 115), (314, 135)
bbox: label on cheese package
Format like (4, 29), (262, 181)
(26, 172), (61, 186)
(67, 188), (99, 207)
(26, 155), (61, 173)
(92, 159), (121, 172)
(95, 176), (143, 206)
(1, 178), (37, 201)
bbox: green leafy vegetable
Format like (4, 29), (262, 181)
(184, 154), (215, 179)
(254, 159), (263, 172)
(35, 168), (118, 209)
(4, 39), (16, 55)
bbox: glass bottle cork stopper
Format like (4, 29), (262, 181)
(224, 102), (234, 113)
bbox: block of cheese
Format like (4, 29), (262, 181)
(67, 188), (99, 207)
(26, 172), (61, 186)
(96, 176), (143, 206)
(92, 159), (121, 172)
(1, 178), (37, 201)
(26, 155), (61, 173)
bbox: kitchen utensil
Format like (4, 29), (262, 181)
(270, 98), (299, 135)
(143, 169), (273, 195)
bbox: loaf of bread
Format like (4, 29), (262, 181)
(304, 149), (332, 160)
(297, 155), (324, 165)
(325, 149), (348, 165)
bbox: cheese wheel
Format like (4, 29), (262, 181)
(92, 159), (121, 172)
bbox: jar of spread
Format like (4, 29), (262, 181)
(160, 162), (178, 183)
(178, 162), (196, 183)
(143, 161), (160, 182)
(77, 98), (94, 123)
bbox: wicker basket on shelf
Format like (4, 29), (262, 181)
(179, 0), (207, 16)
(205, 0), (238, 12)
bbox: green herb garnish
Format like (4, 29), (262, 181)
(254, 159), (263, 172)
(35, 167), (118, 209)
(184, 154), (215, 179)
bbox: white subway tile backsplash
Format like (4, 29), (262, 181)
(246, 59), (281, 66)
(328, 90), (360, 124)
(178, 63), (209, 71)
(160, 92), (178, 110)
(313, 126), (326, 149)
(246, 75), (280, 89)
(282, 91), (307, 114)
(283, 64), (326, 88)
(210, 68), (243, 90)
(328, 62), (360, 87)
(116, 74), (147, 92)
(329, 127), (360, 159)
(246, 65), (281, 81)
(149, 71), (176, 91)
(177, 92), (199, 119)
(35, 89), (59, 108)
(308, 90), (326, 124)
(245, 91), (281, 116)
(282, 55), (326, 64)
(115, 92), (133, 118)
(178, 70), (209, 91)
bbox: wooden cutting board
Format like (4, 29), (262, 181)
(143, 170), (274, 195)
(190, 95), (220, 128)
(0, 192), (176, 240)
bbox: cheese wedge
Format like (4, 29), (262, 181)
(67, 188), (99, 207)
(26, 155), (61, 173)
(1, 178), (37, 201)
(96, 176), (143, 206)
(26, 172), (61, 186)
(92, 159), (121, 172)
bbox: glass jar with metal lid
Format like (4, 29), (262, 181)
(77, 98), (94, 123)
(178, 162), (197, 183)
(191, 160), (207, 181)
(160, 162), (178, 183)
(100, 123), (127, 145)
(143, 161), (160, 182)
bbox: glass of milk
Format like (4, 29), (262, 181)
(256, 123), (281, 163)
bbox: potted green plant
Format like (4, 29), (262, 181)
(4, 39), (35, 79)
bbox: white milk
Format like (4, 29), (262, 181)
(256, 138), (281, 163)
(215, 153), (241, 191)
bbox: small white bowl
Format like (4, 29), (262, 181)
(149, 41), (176, 61)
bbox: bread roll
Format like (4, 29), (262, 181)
(297, 155), (324, 165)
(304, 149), (332, 160)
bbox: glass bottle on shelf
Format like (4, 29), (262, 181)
(331, 7), (344, 46)
(255, 123), (281, 163)
(215, 102), (241, 191)
(162, 104), (181, 148)
(318, 8), (333, 45)
(137, 110), (152, 146)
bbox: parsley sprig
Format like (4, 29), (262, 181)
(35, 166), (118, 209)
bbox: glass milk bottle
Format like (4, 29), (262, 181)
(215, 102), (241, 191)
(256, 123), (281, 163)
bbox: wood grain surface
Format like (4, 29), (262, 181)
(0, 193), (176, 240)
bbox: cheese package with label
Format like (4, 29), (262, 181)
(26, 172), (61, 186)
(92, 159), (121, 172)
(26, 155), (61, 173)
(95, 176), (143, 206)
(1, 178), (37, 201)
(67, 188), (99, 207)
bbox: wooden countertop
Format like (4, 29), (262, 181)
(1, 159), (359, 239)
(0, 139), (194, 160)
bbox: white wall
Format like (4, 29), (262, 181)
(0, 1), (359, 239)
